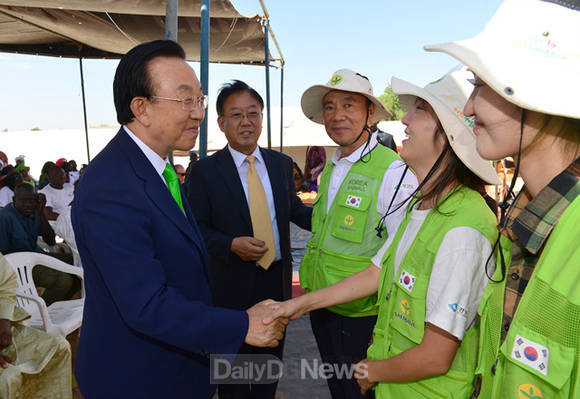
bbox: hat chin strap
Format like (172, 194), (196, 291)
(343, 105), (375, 164)
(485, 109), (525, 283)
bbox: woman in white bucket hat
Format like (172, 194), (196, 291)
(266, 67), (501, 398)
(426, 1), (580, 398)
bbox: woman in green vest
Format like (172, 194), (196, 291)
(426, 1), (580, 398)
(266, 67), (501, 397)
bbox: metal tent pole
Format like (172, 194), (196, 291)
(263, 20), (272, 149)
(199, 0), (210, 159)
(280, 64), (284, 153)
(78, 55), (91, 162)
(165, 0), (178, 41)
(165, 0), (178, 163)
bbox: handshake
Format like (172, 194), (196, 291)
(243, 297), (306, 348)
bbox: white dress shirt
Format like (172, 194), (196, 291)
(123, 126), (169, 186)
(327, 132), (418, 240)
(228, 145), (281, 262)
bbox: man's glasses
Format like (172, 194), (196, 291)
(151, 95), (209, 111)
(223, 111), (262, 122)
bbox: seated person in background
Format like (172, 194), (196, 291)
(0, 152), (8, 171)
(39, 166), (74, 221)
(38, 161), (56, 190)
(174, 164), (186, 185)
(0, 252), (72, 399)
(67, 160), (80, 185)
(0, 184), (79, 306)
(0, 172), (23, 208)
(14, 163), (34, 187)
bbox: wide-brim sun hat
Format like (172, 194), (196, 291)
(392, 67), (501, 185)
(301, 69), (392, 125)
(424, 0), (580, 120)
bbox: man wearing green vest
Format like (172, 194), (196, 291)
(299, 69), (417, 398)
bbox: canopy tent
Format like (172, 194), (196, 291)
(0, 0), (285, 160)
(0, 0), (276, 63)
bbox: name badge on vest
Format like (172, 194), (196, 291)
(511, 334), (549, 376)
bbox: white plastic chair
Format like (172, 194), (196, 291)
(4, 251), (84, 336)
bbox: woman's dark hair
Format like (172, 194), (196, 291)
(390, 100), (496, 216)
(3, 172), (22, 190)
(113, 40), (186, 125)
(41, 161), (56, 175)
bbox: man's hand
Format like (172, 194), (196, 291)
(0, 319), (14, 369)
(354, 358), (376, 395)
(231, 237), (268, 261)
(263, 297), (307, 324)
(245, 300), (288, 347)
(36, 193), (47, 213)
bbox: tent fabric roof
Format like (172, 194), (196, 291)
(0, 0), (274, 63)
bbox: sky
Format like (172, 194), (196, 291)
(0, 0), (504, 131)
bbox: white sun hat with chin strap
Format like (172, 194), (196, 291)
(425, 0), (580, 120)
(301, 69), (392, 125)
(392, 67), (501, 185)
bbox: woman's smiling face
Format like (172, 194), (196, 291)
(400, 98), (446, 176)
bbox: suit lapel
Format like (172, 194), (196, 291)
(118, 131), (203, 252)
(214, 147), (252, 228)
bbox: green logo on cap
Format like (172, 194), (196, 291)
(330, 75), (342, 86)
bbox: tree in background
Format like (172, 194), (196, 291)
(378, 86), (403, 121)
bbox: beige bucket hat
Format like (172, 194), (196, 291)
(301, 69), (392, 125)
(392, 67), (501, 185)
(425, 0), (580, 120)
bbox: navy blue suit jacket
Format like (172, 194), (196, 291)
(72, 130), (248, 398)
(185, 147), (311, 311)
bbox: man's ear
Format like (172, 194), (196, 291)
(217, 115), (226, 133)
(367, 102), (376, 125)
(130, 97), (152, 127)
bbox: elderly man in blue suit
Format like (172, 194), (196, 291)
(72, 40), (287, 399)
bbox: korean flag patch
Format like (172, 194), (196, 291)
(345, 195), (362, 208)
(398, 269), (416, 293)
(511, 334), (549, 376)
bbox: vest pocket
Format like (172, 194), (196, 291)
(330, 192), (371, 243)
(498, 323), (575, 398)
(319, 259), (377, 315)
(389, 266), (428, 349)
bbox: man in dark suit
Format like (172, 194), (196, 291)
(186, 80), (312, 398)
(370, 122), (398, 152)
(71, 41), (286, 399)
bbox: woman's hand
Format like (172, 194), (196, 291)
(263, 297), (307, 325)
(354, 358), (376, 395)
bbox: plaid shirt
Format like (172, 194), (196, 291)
(499, 157), (580, 343)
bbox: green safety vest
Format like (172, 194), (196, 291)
(299, 144), (402, 317)
(367, 186), (498, 398)
(475, 192), (580, 399)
